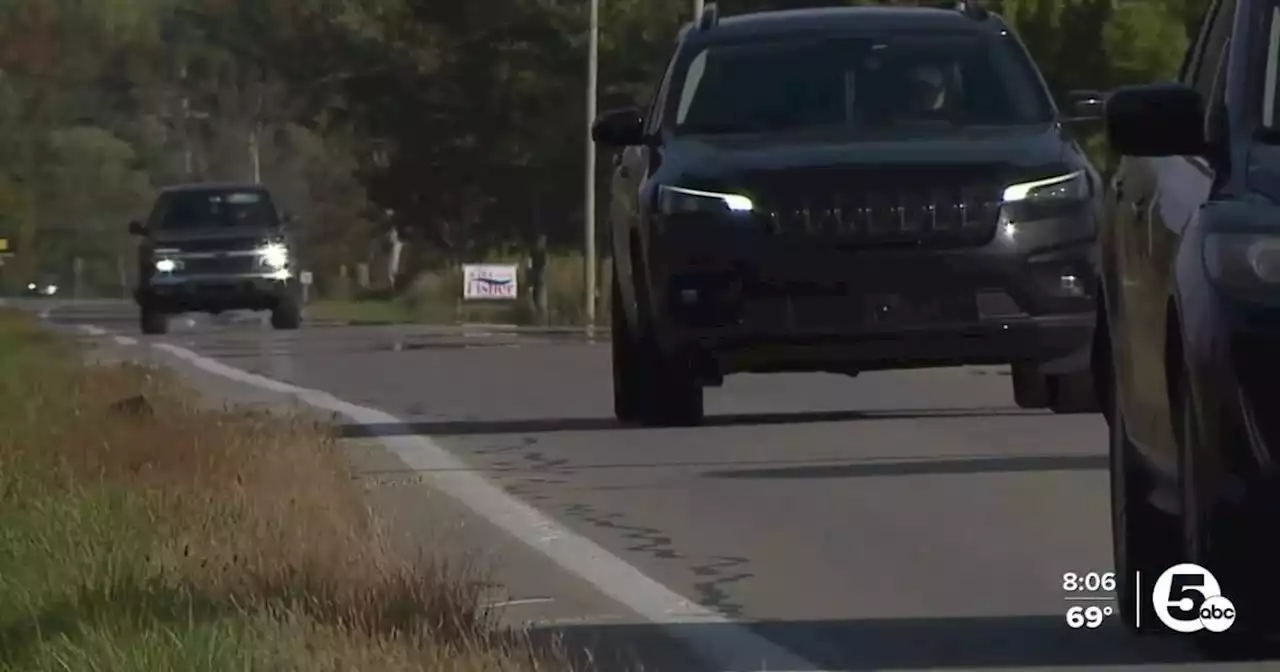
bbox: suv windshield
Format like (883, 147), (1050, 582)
(671, 31), (1054, 136)
(150, 189), (280, 230)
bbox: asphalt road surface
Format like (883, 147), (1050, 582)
(12, 298), (1278, 672)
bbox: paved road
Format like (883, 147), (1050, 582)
(13, 298), (1277, 671)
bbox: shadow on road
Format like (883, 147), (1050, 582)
(700, 453), (1107, 479)
(338, 407), (1034, 438)
(525, 615), (1215, 671)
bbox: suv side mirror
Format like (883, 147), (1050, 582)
(1065, 89), (1105, 121)
(128, 220), (146, 236)
(1106, 83), (1206, 157)
(592, 107), (647, 147)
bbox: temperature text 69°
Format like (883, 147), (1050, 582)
(1066, 605), (1113, 629)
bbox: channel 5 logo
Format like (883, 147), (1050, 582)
(1151, 563), (1237, 633)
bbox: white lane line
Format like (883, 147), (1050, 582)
(78, 324), (106, 336)
(482, 596), (556, 609)
(149, 341), (829, 672)
(113, 335), (137, 346)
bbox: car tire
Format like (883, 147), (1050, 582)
(1011, 362), (1050, 408)
(271, 296), (302, 330)
(139, 306), (169, 335)
(1109, 350), (1174, 633)
(1049, 370), (1100, 414)
(611, 275), (645, 424)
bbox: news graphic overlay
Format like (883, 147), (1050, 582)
(1151, 563), (1236, 633)
(1063, 572), (1118, 629)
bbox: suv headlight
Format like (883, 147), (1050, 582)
(1204, 233), (1280, 293)
(1002, 171), (1087, 203)
(657, 185), (754, 215)
(258, 242), (289, 269)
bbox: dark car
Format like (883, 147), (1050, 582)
(1101, 0), (1280, 647)
(592, 2), (1105, 426)
(129, 183), (302, 334)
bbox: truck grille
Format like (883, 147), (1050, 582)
(178, 255), (260, 274)
(746, 167), (1004, 249)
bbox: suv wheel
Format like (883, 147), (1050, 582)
(642, 348), (704, 427)
(271, 296), (302, 330)
(1110, 356), (1174, 632)
(139, 306), (168, 335)
(611, 275), (645, 423)
(614, 270), (704, 427)
(1049, 371), (1099, 414)
(1011, 361), (1050, 408)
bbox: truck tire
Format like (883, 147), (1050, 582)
(1011, 361), (1050, 408)
(271, 296), (302, 330)
(139, 306), (168, 335)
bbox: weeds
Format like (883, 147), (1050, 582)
(0, 310), (568, 671)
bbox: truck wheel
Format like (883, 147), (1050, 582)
(1049, 371), (1099, 414)
(1011, 361), (1050, 409)
(611, 277), (650, 424)
(139, 306), (168, 335)
(271, 297), (302, 330)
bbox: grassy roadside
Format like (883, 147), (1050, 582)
(0, 309), (567, 671)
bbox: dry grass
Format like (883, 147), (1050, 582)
(0, 309), (571, 671)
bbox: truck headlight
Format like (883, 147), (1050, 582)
(258, 242), (289, 269)
(1204, 233), (1280, 293)
(1002, 171), (1087, 203)
(657, 185), (754, 215)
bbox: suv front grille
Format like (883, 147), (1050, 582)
(746, 167), (1004, 249)
(165, 237), (262, 254)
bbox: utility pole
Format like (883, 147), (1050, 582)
(249, 123), (261, 183)
(584, 0), (599, 328)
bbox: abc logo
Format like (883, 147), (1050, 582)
(1152, 563), (1236, 633)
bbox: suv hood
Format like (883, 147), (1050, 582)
(666, 124), (1071, 184)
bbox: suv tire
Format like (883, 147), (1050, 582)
(611, 276), (644, 423)
(1049, 371), (1099, 414)
(139, 306), (169, 335)
(1011, 362), (1050, 408)
(1110, 354), (1174, 632)
(271, 296), (302, 330)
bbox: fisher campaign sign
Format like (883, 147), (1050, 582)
(462, 264), (519, 300)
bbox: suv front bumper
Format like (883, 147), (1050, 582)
(645, 206), (1097, 375)
(137, 272), (297, 313)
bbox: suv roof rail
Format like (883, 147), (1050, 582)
(696, 2), (719, 31)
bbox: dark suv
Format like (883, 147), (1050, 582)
(129, 183), (302, 334)
(1102, 0), (1280, 647)
(592, 3), (1105, 426)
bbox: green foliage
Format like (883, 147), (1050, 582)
(0, 0), (1212, 297)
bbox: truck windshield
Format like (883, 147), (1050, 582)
(153, 189), (280, 230)
(671, 31), (1054, 136)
